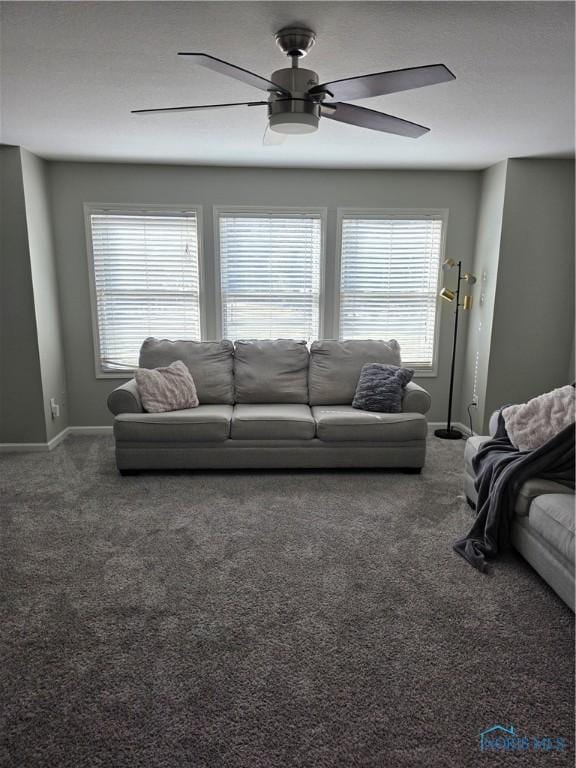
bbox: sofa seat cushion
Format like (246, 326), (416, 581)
(231, 404), (316, 440)
(114, 405), (233, 443)
(312, 406), (426, 443)
(528, 494), (575, 565)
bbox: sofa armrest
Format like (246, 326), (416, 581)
(402, 381), (431, 415)
(107, 379), (143, 415)
(488, 410), (500, 436)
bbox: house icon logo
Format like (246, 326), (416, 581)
(480, 724), (516, 752)
(479, 723), (567, 753)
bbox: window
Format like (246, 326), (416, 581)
(87, 207), (201, 373)
(338, 213), (444, 370)
(86, 204), (447, 377)
(217, 210), (323, 340)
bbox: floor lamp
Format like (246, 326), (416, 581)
(434, 259), (476, 440)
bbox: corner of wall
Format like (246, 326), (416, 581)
(484, 158), (575, 420)
(459, 160), (508, 434)
(0, 146), (47, 443)
(0, 145), (69, 445)
(20, 148), (70, 442)
(461, 157), (575, 434)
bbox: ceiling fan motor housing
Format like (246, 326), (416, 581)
(268, 67), (321, 134)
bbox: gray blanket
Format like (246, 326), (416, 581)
(454, 411), (575, 572)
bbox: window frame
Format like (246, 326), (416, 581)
(334, 208), (449, 377)
(213, 205), (328, 341)
(84, 202), (204, 379)
(84, 203), (447, 380)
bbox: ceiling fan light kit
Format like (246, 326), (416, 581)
(269, 60), (321, 134)
(133, 26), (456, 140)
(269, 104), (319, 135)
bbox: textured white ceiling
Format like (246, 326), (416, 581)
(1, 1), (574, 169)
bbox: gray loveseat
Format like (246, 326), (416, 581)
(464, 434), (575, 611)
(108, 338), (431, 474)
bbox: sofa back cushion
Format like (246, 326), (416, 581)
(309, 339), (402, 405)
(139, 338), (234, 404)
(234, 339), (309, 403)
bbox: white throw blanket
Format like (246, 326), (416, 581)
(502, 385), (575, 452)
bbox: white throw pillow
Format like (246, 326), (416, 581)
(135, 360), (199, 413)
(502, 385), (575, 452)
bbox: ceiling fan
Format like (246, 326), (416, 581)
(132, 27), (455, 143)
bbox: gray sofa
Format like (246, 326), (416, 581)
(464, 434), (575, 611)
(108, 338), (431, 473)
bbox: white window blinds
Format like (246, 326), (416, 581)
(89, 210), (200, 372)
(218, 213), (322, 340)
(339, 215), (443, 368)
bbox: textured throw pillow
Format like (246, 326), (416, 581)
(352, 363), (414, 413)
(502, 385), (575, 452)
(135, 360), (199, 413)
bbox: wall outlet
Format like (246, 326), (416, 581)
(50, 398), (60, 419)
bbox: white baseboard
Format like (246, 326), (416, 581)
(68, 426), (113, 436)
(48, 428), (70, 449)
(0, 426), (69, 453)
(0, 441), (52, 453)
(0, 425), (113, 453)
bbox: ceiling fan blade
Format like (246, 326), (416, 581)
(322, 102), (429, 138)
(132, 101), (268, 114)
(263, 125), (286, 146)
(178, 53), (289, 95)
(310, 64), (455, 101)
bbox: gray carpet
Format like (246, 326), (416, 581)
(1, 434), (573, 768)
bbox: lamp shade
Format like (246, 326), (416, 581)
(439, 287), (456, 302)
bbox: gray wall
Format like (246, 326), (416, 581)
(0, 147), (46, 442)
(484, 158), (575, 421)
(3, 154), (573, 439)
(460, 157), (575, 433)
(47, 162), (481, 426)
(20, 149), (68, 440)
(459, 161), (508, 432)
